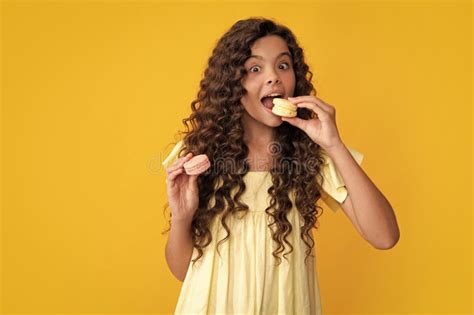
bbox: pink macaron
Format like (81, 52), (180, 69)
(183, 154), (211, 175)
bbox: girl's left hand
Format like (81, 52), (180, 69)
(281, 95), (344, 152)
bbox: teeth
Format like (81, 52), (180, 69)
(266, 93), (282, 97)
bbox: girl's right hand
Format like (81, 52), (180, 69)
(166, 152), (200, 223)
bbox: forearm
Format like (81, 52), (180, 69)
(165, 217), (194, 281)
(326, 143), (400, 249)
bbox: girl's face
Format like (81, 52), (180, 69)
(240, 35), (296, 127)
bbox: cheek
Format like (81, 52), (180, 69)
(241, 95), (259, 113)
(243, 80), (259, 95)
(284, 70), (296, 83)
(284, 72), (296, 93)
(241, 81), (261, 102)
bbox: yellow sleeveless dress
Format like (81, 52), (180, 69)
(162, 140), (364, 315)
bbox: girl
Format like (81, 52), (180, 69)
(162, 17), (399, 315)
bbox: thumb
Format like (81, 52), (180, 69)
(189, 174), (199, 186)
(282, 116), (305, 130)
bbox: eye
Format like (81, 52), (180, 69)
(249, 65), (260, 73)
(248, 62), (290, 73)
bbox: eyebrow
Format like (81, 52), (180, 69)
(248, 51), (292, 61)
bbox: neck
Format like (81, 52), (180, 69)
(241, 112), (275, 147)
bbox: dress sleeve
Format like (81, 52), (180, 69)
(161, 140), (185, 170)
(318, 146), (364, 212)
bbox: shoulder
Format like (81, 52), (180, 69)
(318, 145), (365, 212)
(161, 140), (185, 169)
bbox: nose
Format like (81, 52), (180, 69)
(267, 78), (280, 84)
(266, 68), (281, 85)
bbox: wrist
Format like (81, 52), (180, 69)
(325, 140), (347, 156)
(171, 215), (193, 227)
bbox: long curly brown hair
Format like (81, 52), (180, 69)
(162, 17), (328, 266)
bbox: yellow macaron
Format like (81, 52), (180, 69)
(271, 98), (298, 117)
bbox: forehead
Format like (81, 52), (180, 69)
(246, 35), (292, 61)
(248, 51), (292, 61)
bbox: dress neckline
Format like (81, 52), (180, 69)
(246, 171), (270, 173)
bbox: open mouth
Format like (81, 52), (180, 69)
(260, 95), (281, 110)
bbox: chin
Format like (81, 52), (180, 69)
(262, 116), (284, 128)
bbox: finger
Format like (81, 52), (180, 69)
(313, 99), (334, 113)
(167, 167), (184, 182)
(289, 96), (333, 112)
(189, 174), (198, 185)
(295, 102), (329, 120)
(288, 95), (315, 105)
(281, 116), (310, 130)
(166, 167), (185, 183)
(167, 152), (193, 174)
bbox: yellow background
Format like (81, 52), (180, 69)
(1, 0), (472, 314)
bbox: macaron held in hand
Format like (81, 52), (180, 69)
(271, 98), (298, 117)
(183, 154), (211, 175)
